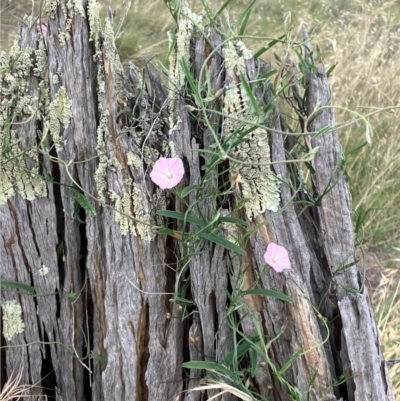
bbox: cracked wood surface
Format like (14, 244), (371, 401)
(0, 3), (394, 401)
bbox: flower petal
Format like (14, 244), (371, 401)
(150, 157), (185, 189)
(264, 242), (291, 273)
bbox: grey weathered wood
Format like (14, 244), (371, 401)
(0, 2), (394, 401)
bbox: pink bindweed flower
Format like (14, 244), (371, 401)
(150, 157), (185, 189)
(264, 242), (291, 273)
(37, 24), (48, 36)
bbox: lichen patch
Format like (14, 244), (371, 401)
(2, 300), (25, 341)
(48, 86), (72, 151)
(167, 2), (202, 137)
(222, 41), (280, 219)
(109, 184), (156, 242)
(0, 35), (48, 204)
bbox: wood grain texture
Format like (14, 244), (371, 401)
(0, 3), (394, 401)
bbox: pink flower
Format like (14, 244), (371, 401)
(37, 24), (48, 36)
(150, 157), (185, 189)
(264, 243), (291, 273)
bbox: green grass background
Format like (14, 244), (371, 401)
(1, 0), (399, 396)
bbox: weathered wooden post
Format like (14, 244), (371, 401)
(0, 1), (394, 400)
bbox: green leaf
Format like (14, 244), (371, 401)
(90, 352), (108, 368)
(72, 190), (97, 217)
(222, 336), (260, 366)
(326, 63), (337, 78)
(156, 210), (206, 227)
(0, 280), (37, 295)
(263, 98), (276, 114)
(198, 232), (246, 255)
(235, 0), (258, 36)
(345, 141), (367, 156)
(277, 349), (302, 375)
(180, 184), (199, 198)
(241, 288), (292, 303)
(240, 72), (260, 116)
(250, 347), (258, 377)
(173, 296), (194, 306)
(214, 0), (234, 18)
(217, 216), (249, 229)
(157, 227), (182, 240)
(312, 125), (333, 140)
(253, 47), (268, 59)
(182, 361), (237, 381)
(180, 59), (201, 102)
(293, 48), (318, 73)
(260, 69), (277, 81)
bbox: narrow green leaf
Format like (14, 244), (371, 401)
(235, 0), (257, 35)
(346, 141), (367, 156)
(326, 63), (337, 78)
(157, 227), (182, 240)
(293, 48), (318, 73)
(174, 296), (194, 306)
(0, 280), (37, 295)
(312, 125), (333, 140)
(250, 347), (258, 378)
(240, 72), (260, 116)
(72, 190), (97, 217)
(307, 370), (319, 396)
(263, 98), (276, 113)
(89, 352), (107, 368)
(260, 69), (277, 81)
(254, 47), (268, 59)
(182, 361), (237, 381)
(304, 161), (316, 174)
(198, 232), (246, 255)
(222, 336), (260, 366)
(214, 0), (234, 18)
(217, 216), (249, 229)
(180, 184), (199, 198)
(156, 210), (206, 227)
(180, 59), (201, 101)
(241, 288), (292, 303)
(277, 349), (302, 375)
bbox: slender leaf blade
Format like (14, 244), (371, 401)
(199, 232), (246, 255)
(241, 288), (292, 303)
(156, 210), (206, 227)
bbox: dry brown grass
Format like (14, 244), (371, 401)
(0, 367), (33, 401)
(374, 264), (400, 398)
(1, 0), (399, 397)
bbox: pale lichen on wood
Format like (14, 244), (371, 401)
(2, 300), (25, 341)
(223, 40), (280, 219)
(0, 33), (47, 204)
(109, 183), (156, 241)
(167, 2), (202, 138)
(48, 86), (72, 151)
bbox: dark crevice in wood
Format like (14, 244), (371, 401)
(83, 276), (96, 396)
(136, 301), (150, 401)
(330, 311), (349, 400)
(78, 201), (88, 284)
(0, 310), (6, 388)
(208, 290), (218, 358)
(40, 330), (57, 399)
(51, 154), (65, 288)
(26, 201), (42, 259)
(55, 289), (61, 319)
